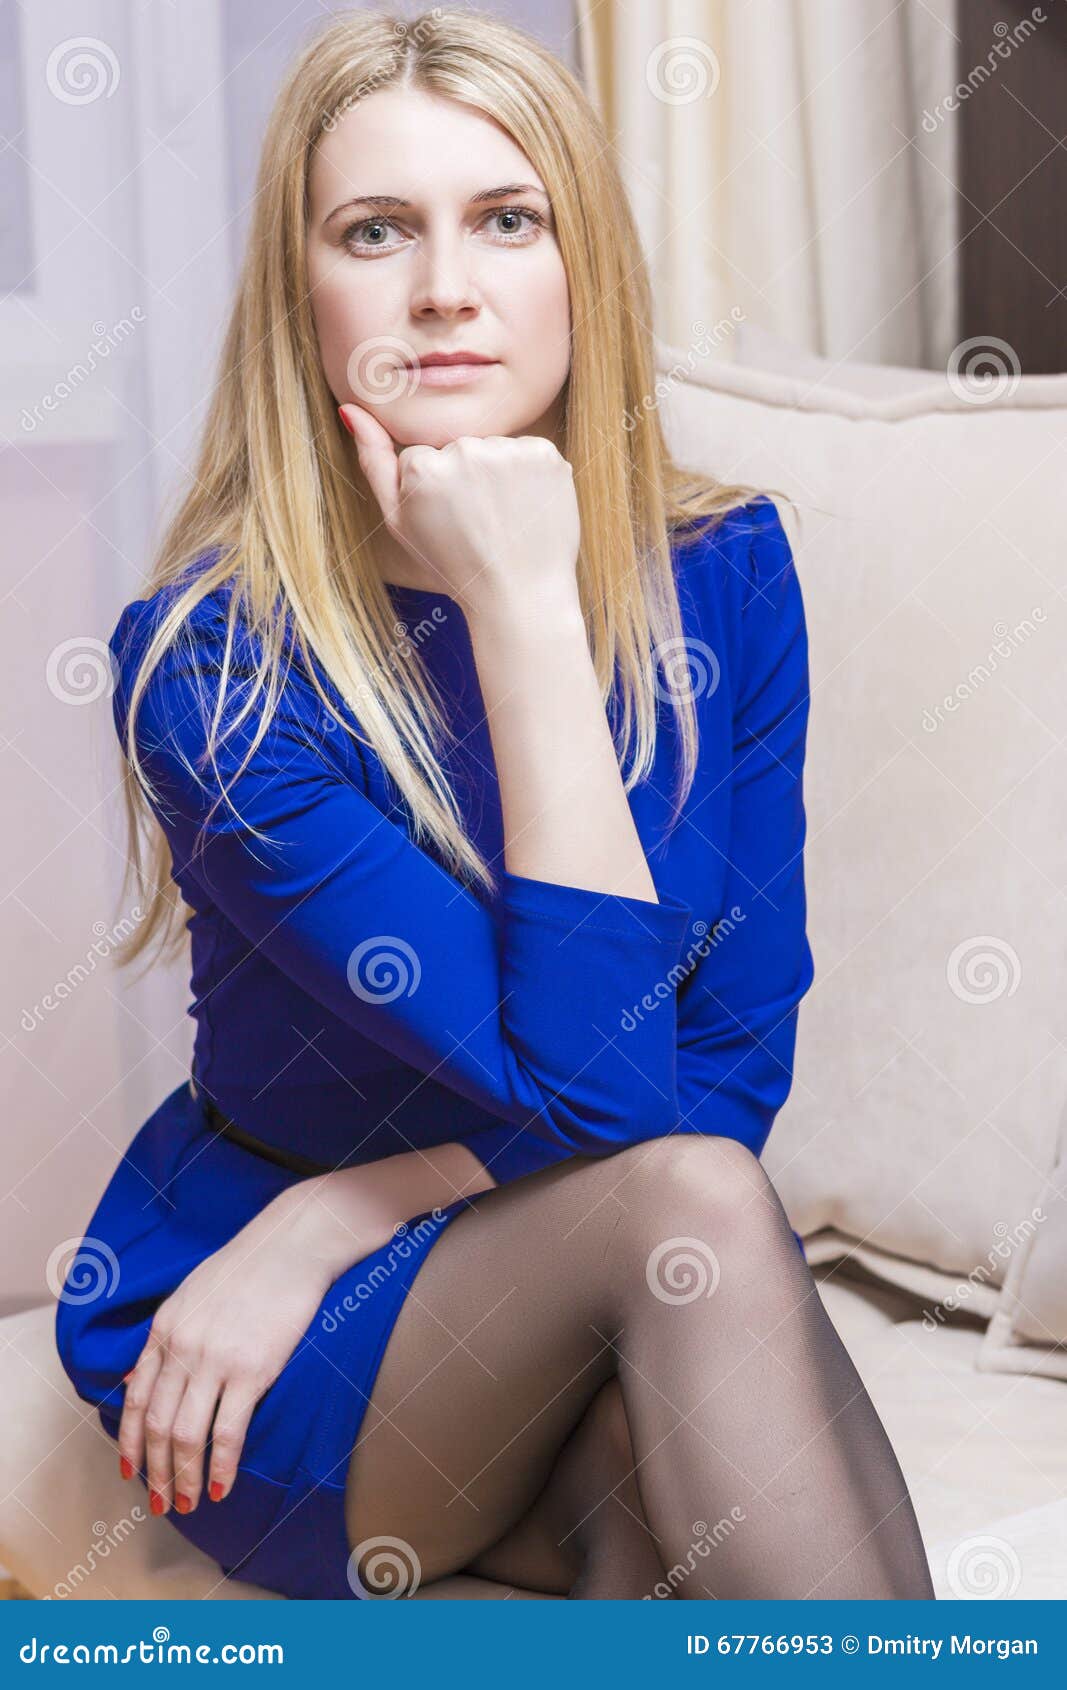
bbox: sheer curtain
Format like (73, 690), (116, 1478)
(576, 0), (959, 371)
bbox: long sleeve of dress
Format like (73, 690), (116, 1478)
(673, 497), (815, 1155)
(457, 497), (814, 1185)
(114, 593), (693, 1160)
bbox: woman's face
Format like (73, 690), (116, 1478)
(306, 87), (572, 452)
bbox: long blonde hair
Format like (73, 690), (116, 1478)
(118, 6), (763, 972)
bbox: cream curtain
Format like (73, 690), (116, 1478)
(576, 0), (959, 369)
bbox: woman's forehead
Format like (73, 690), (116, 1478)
(309, 89), (542, 214)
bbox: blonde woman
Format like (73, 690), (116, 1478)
(55, 9), (934, 1602)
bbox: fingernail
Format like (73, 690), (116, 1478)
(175, 1492), (192, 1514)
(208, 1479), (225, 1503)
(119, 1456), (133, 1480)
(149, 1490), (165, 1516)
(338, 405), (355, 436)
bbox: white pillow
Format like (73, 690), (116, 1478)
(657, 339), (1067, 1371)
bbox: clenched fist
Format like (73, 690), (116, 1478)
(340, 403), (581, 620)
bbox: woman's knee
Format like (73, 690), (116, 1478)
(605, 1134), (780, 1255)
(612, 1131), (767, 1200)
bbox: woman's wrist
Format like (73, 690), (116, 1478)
(465, 575), (586, 646)
(265, 1144), (498, 1283)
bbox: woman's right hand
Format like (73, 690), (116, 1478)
(117, 1178), (372, 1517)
(339, 403), (581, 621)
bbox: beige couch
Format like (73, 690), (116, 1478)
(3, 336), (1065, 1600)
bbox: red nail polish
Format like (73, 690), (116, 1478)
(208, 1479), (225, 1502)
(338, 406), (354, 436)
(149, 1490), (165, 1516)
(175, 1492), (192, 1513)
(119, 1456), (133, 1480)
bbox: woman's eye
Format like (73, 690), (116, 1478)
(340, 206), (545, 255)
(342, 218), (397, 253)
(485, 207), (545, 243)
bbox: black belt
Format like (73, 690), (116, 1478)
(201, 1096), (334, 1179)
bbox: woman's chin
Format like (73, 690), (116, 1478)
(375, 399), (524, 450)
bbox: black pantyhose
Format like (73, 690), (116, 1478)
(343, 1136), (935, 1601)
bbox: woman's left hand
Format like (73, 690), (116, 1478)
(117, 1176), (383, 1516)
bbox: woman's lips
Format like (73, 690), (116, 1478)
(411, 361), (500, 387)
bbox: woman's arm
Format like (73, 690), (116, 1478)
(375, 584), (656, 1200)
(255, 433), (667, 1232)
(345, 410), (657, 901)
(274, 1141), (502, 1287)
(278, 496), (814, 1246)
(465, 588), (657, 901)
(118, 1138), (500, 1516)
(116, 595), (691, 1158)
(328, 418), (665, 1202)
(444, 498), (815, 1189)
(115, 418), (693, 1160)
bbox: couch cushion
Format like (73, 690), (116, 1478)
(810, 1264), (1067, 1599)
(734, 321), (945, 399)
(830, 1301), (1067, 1597)
(977, 1117), (1067, 1378)
(656, 340), (1067, 1376)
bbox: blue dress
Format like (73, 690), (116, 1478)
(55, 495), (815, 1599)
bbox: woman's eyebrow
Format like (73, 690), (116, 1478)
(323, 183), (550, 227)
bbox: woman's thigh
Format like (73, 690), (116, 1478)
(343, 1140), (681, 1594)
(462, 1373), (663, 1597)
(410, 1573), (558, 1600)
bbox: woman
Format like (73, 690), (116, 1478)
(55, 9), (935, 1602)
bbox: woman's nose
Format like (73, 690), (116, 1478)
(409, 229), (481, 317)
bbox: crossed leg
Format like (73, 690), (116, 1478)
(344, 1136), (935, 1601)
(405, 1376), (659, 1599)
(462, 1375), (668, 1598)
